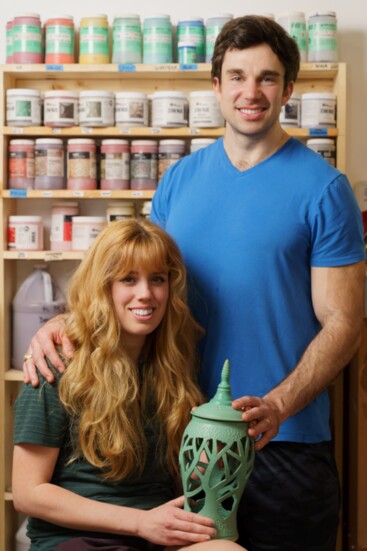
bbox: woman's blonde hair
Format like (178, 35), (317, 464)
(59, 218), (204, 480)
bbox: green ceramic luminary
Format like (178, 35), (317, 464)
(179, 359), (255, 541)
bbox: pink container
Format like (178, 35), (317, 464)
(130, 140), (158, 190)
(101, 139), (130, 190)
(12, 13), (43, 64)
(8, 139), (35, 189)
(67, 138), (97, 190)
(45, 15), (75, 64)
(50, 202), (79, 251)
(35, 138), (65, 190)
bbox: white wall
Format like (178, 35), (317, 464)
(1, 0), (367, 186)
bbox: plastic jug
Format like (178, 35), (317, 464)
(16, 518), (30, 551)
(12, 265), (66, 370)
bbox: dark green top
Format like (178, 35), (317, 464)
(14, 366), (174, 551)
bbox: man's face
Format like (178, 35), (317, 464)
(213, 44), (294, 140)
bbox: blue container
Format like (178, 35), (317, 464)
(177, 18), (205, 62)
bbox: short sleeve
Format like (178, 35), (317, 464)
(311, 174), (365, 266)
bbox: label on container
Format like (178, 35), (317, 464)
(158, 152), (183, 180)
(101, 152), (130, 180)
(35, 149), (64, 177)
(8, 221), (42, 250)
(79, 26), (109, 55)
(45, 98), (78, 125)
(189, 97), (224, 127)
(68, 152), (96, 179)
(131, 152), (158, 179)
(79, 98), (114, 126)
(13, 24), (42, 54)
(301, 98), (336, 127)
(206, 26), (222, 58)
(115, 98), (148, 126)
(153, 98), (188, 127)
(113, 23), (141, 56)
(143, 27), (172, 62)
(177, 26), (205, 60)
(308, 22), (337, 54)
(46, 25), (74, 54)
(51, 213), (74, 243)
(7, 97), (41, 125)
(9, 151), (35, 178)
(289, 21), (307, 54)
(72, 221), (105, 250)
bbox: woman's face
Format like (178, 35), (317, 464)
(111, 268), (169, 355)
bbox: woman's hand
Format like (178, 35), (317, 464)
(137, 496), (216, 546)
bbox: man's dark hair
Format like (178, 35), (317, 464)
(211, 15), (301, 87)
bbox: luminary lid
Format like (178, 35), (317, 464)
(191, 359), (244, 422)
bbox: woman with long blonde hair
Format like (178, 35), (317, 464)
(13, 219), (246, 551)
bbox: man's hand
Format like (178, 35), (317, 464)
(232, 396), (281, 451)
(23, 314), (73, 387)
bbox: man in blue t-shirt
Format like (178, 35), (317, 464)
(25, 16), (365, 551)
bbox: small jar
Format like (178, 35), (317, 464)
(205, 14), (233, 63)
(35, 138), (65, 190)
(130, 140), (158, 190)
(106, 202), (135, 222)
(189, 91), (224, 128)
(177, 18), (205, 63)
(72, 216), (107, 251)
(279, 92), (301, 127)
(44, 90), (79, 127)
(115, 92), (149, 127)
(308, 11), (337, 63)
(7, 89), (42, 127)
(158, 140), (186, 180)
(152, 91), (188, 128)
(190, 138), (216, 153)
(301, 93), (336, 128)
(8, 139), (35, 189)
(306, 138), (336, 167)
(50, 202), (79, 251)
(140, 200), (152, 219)
(6, 20), (14, 63)
(178, 41), (196, 65)
(67, 138), (97, 190)
(79, 15), (110, 64)
(79, 90), (115, 127)
(101, 140), (130, 190)
(8, 215), (43, 251)
(45, 15), (75, 64)
(112, 14), (142, 64)
(143, 14), (173, 64)
(277, 12), (307, 63)
(12, 13), (42, 64)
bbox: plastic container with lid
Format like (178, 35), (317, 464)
(12, 265), (66, 370)
(177, 18), (205, 63)
(308, 11), (337, 63)
(277, 12), (307, 63)
(8, 139), (35, 189)
(79, 15), (110, 64)
(44, 90), (79, 127)
(101, 139), (130, 190)
(51, 202), (80, 251)
(189, 91), (224, 128)
(158, 139), (186, 180)
(7, 88), (42, 127)
(205, 14), (233, 63)
(67, 138), (97, 190)
(35, 138), (65, 190)
(112, 14), (142, 64)
(143, 15), (173, 64)
(306, 138), (336, 166)
(279, 92), (301, 127)
(8, 215), (43, 251)
(130, 140), (158, 190)
(6, 20), (14, 63)
(140, 200), (152, 219)
(115, 92), (149, 127)
(45, 15), (75, 64)
(178, 41), (196, 65)
(72, 216), (107, 251)
(12, 13), (43, 64)
(79, 90), (115, 127)
(190, 138), (217, 153)
(152, 91), (188, 128)
(106, 202), (135, 222)
(301, 92), (336, 128)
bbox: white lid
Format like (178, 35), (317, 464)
(101, 139), (129, 145)
(79, 90), (114, 98)
(131, 140), (157, 146)
(152, 91), (187, 99)
(7, 88), (40, 96)
(178, 17), (204, 23)
(115, 92), (147, 99)
(47, 15), (74, 21)
(306, 138), (335, 145)
(9, 139), (35, 145)
(159, 139), (186, 145)
(35, 138), (63, 144)
(81, 14), (108, 19)
(309, 11), (336, 18)
(44, 90), (79, 98)
(9, 215), (42, 221)
(72, 216), (106, 222)
(190, 90), (216, 97)
(178, 41), (196, 48)
(278, 11), (306, 19)
(113, 14), (140, 20)
(14, 13), (41, 19)
(144, 14), (171, 21)
(68, 138), (95, 144)
(302, 92), (336, 100)
(206, 14), (233, 21)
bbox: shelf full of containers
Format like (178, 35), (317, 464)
(0, 10), (344, 551)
